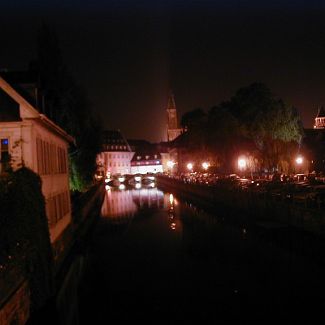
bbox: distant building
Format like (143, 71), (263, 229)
(130, 151), (163, 174)
(0, 73), (74, 256)
(128, 139), (171, 174)
(96, 130), (134, 176)
(166, 93), (182, 142)
(314, 106), (325, 129)
(300, 108), (325, 173)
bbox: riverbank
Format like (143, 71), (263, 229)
(157, 175), (325, 236)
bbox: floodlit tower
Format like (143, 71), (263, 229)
(166, 93), (182, 142)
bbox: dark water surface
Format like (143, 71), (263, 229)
(78, 186), (325, 323)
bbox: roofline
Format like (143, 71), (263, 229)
(0, 76), (39, 117)
(40, 114), (76, 145)
(0, 75), (75, 145)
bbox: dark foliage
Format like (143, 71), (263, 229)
(0, 168), (54, 311)
(181, 83), (304, 172)
(30, 23), (102, 191)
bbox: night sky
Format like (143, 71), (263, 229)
(1, 0), (325, 141)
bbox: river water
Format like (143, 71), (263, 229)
(77, 184), (325, 323)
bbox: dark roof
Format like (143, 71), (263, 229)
(169, 131), (189, 148)
(127, 139), (152, 151)
(317, 106), (325, 118)
(131, 151), (162, 164)
(102, 130), (132, 152)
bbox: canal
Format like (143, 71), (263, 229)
(77, 184), (325, 323)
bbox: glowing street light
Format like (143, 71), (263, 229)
(187, 162), (193, 171)
(167, 160), (175, 169)
(295, 156), (303, 165)
(238, 157), (247, 170)
(202, 162), (209, 170)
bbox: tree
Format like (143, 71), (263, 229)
(206, 105), (243, 171)
(224, 83), (304, 171)
(180, 108), (207, 151)
(181, 108), (206, 129)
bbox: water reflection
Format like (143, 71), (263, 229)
(100, 184), (165, 222)
(165, 193), (182, 233)
(78, 186), (325, 323)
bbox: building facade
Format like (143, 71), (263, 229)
(96, 130), (134, 177)
(0, 74), (74, 255)
(314, 106), (325, 129)
(130, 152), (163, 174)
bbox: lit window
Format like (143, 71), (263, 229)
(137, 156), (141, 160)
(154, 155), (157, 159)
(146, 155), (149, 159)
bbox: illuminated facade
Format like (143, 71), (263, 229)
(166, 93), (182, 142)
(0, 74), (74, 251)
(314, 106), (325, 129)
(130, 152), (163, 174)
(97, 130), (134, 176)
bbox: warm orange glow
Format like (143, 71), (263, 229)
(167, 160), (175, 168)
(169, 193), (174, 205)
(202, 162), (209, 170)
(187, 162), (193, 171)
(296, 156), (303, 165)
(238, 158), (247, 169)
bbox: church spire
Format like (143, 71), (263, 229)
(166, 92), (182, 142)
(167, 92), (176, 111)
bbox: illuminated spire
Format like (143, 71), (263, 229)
(166, 92), (182, 141)
(167, 92), (176, 111)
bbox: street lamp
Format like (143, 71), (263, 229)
(187, 162), (193, 172)
(238, 157), (247, 170)
(202, 162), (209, 171)
(295, 156), (303, 165)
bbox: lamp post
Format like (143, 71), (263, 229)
(187, 162), (193, 172)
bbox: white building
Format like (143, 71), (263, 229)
(314, 106), (325, 129)
(0, 74), (74, 258)
(96, 130), (134, 176)
(130, 152), (164, 174)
